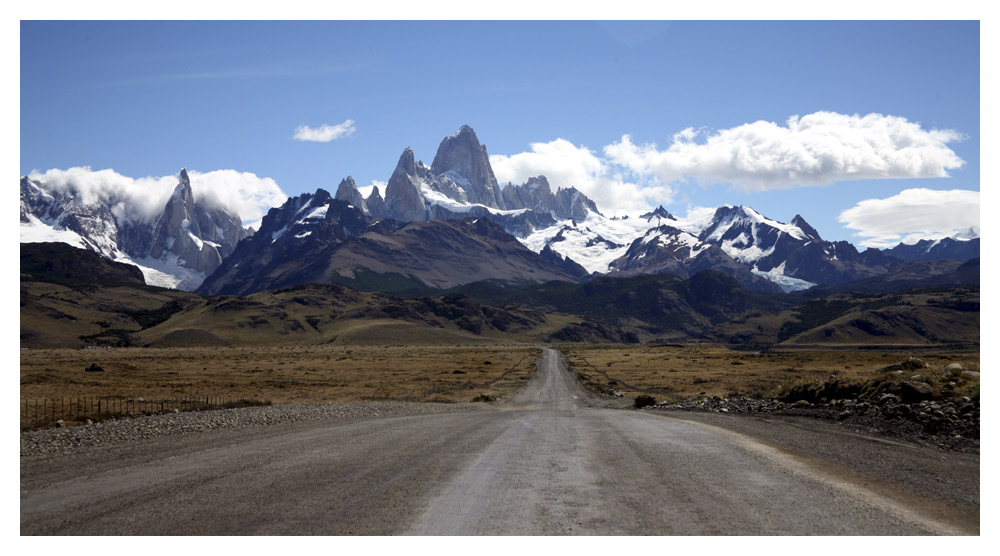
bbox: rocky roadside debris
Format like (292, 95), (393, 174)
(21, 400), (489, 458)
(649, 358), (980, 453)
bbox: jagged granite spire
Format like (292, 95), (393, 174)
(335, 176), (368, 214)
(147, 168), (243, 280)
(430, 125), (505, 209)
(385, 147), (427, 222)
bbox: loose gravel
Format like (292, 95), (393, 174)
(651, 395), (980, 453)
(21, 401), (490, 458)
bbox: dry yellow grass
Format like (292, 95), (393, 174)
(21, 342), (980, 427)
(20, 344), (542, 411)
(561, 344), (980, 402)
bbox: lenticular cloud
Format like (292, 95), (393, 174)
(604, 111), (965, 190)
(26, 167), (287, 229)
(838, 188), (980, 248)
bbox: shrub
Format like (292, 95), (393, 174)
(634, 395), (656, 408)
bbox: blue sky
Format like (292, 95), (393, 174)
(20, 20), (981, 246)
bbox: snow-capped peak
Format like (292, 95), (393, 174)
(700, 205), (809, 245)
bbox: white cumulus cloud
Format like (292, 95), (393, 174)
(359, 180), (386, 200)
(27, 167), (287, 230)
(27, 167), (178, 222)
(838, 188), (980, 248)
(490, 138), (673, 215)
(604, 111), (965, 190)
(293, 119), (356, 142)
(186, 169), (288, 229)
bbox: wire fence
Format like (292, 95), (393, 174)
(20, 396), (269, 430)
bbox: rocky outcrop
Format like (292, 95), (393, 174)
(384, 148), (427, 222)
(547, 319), (640, 344)
(20, 242), (147, 287)
(197, 189), (379, 296)
(539, 244), (590, 280)
(501, 175), (601, 222)
(366, 185), (386, 219)
(884, 236), (981, 262)
(335, 176), (368, 214)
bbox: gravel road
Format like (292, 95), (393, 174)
(21, 348), (978, 535)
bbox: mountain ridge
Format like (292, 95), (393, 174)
(20, 125), (979, 295)
(20, 169), (250, 289)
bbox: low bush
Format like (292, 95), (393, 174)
(634, 395), (656, 408)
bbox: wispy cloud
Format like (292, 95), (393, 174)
(838, 188), (980, 248)
(293, 120), (356, 143)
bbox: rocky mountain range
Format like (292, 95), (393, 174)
(20, 241), (978, 349)
(196, 188), (581, 296)
(333, 125), (599, 226)
(20, 125), (980, 295)
(20, 168), (249, 290)
(602, 205), (905, 292)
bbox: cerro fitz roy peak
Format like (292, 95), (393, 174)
(19, 125), (980, 294)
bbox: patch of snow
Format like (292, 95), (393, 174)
(114, 253), (207, 291)
(739, 206), (808, 241)
(702, 205), (807, 245)
(443, 170), (471, 190)
(294, 231), (312, 239)
(639, 228), (710, 260)
(670, 231), (710, 258)
(521, 211), (661, 273)
(722, 240), (775, 264)
(187, 231), (204, 251)
(419, 180), (528, 216)
(295, 198), (314, 215)
(752, 268), (816, 293)
(302, 204), (329, 221)
(953, 226), (979, 240)
(20, 216), (88, 249)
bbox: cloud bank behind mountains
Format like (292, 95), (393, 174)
(491, 111), (965, 216)
(27, 167), (287, 230)
(604, 112), (965, 190)
(490, 138), (671, 214)
(838, 188), (980, 248)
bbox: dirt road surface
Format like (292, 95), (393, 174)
(21, 348), (978, 535)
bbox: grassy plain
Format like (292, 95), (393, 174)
(20, 344), (541, 407)
(562, 344), (980, 402)
(21, 342), (980, 428)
